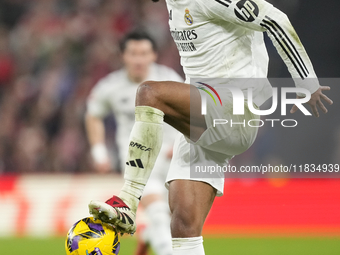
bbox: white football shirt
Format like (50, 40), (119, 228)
(166, 0), (320, 106)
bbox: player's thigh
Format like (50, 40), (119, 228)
(136, 81), (206, 141)
(169, 179), (216, 237)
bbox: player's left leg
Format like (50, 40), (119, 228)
(169, 179), (216, 255)
(89, 81), (205, 233)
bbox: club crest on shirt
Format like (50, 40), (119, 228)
(184, 8), (193, 26)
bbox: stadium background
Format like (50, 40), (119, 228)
(0, 0), (339, 254)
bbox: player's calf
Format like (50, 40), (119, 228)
(89, 105), (165, 234)
(170, 207), (204, 238)
(169, 180), (216, 238)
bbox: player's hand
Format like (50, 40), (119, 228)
(290, 86), (333, 117)
(94, 161), (111, 173)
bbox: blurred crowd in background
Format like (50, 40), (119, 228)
(0, 0), (182, 173)
(0, 0), (339, 173)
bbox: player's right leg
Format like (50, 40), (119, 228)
(89, 81), (205, 234)
(170, 180), (216, 255)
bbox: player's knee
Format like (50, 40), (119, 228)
(136, 81), (160, 107)
(170, 208), (203, 238)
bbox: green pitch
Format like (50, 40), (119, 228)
(1, 236), (340, 255)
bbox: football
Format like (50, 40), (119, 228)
(65, 217), (120, 255)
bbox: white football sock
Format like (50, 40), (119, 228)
(119, 106), (164, 213)
(144, 200), (172, 255)
(172, 237), (205, 255)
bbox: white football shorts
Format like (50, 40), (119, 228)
(166, 88), (260, 196)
